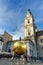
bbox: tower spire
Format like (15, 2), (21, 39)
(28, 9), (30, 12)
(28, 9), (32, 15)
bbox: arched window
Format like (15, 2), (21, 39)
(42, 47), (43, 49)
(41, 39), (43, 43)
(8, 48), (11, 52)
(0, 37), (3, 42)
(28, 32), (30, 35)
(28, 20), (30, 23)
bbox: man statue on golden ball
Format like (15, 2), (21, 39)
(13, 41), (27, 55)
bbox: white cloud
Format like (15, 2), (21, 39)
(0, 29), (4, 34)
(0, 0), (25, 39)
(12, 24), (24, 40)
(0, 1), (24, 26)
(0, 5), (17, 19)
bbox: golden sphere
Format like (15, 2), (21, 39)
(13, 41), (27, 55)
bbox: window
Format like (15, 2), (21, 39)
(41, 39), (43, 43)
(28, 20), (30, 23)
(30, 49), (31, 54)
(42, 47), (43, 49)
(28, 32), (30, 35)
(0, 43), (2, 45)
(37, 52), (38, 55)
(8, 49), (11, 52)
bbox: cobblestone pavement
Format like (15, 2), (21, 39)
(0, 58), (43, 65)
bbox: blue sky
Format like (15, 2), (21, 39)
(0, 0), (43, 39)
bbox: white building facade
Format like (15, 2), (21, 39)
(0, 37), (3, 52)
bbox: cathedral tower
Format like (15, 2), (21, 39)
(24, 9), (36, 41)
(24, 9), (37, 57)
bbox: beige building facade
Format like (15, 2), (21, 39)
(36, 31), (43, 57)
(3, 31), (12, 43)
(0, 31), (12, 51)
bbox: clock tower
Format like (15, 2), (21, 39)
(24, 9), (37, 57)
(24, 9), (35, 41)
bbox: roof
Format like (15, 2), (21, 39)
(36, 30), (43, 36)
(7, 37), (34, 45)
(4, 31), (12, 37)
